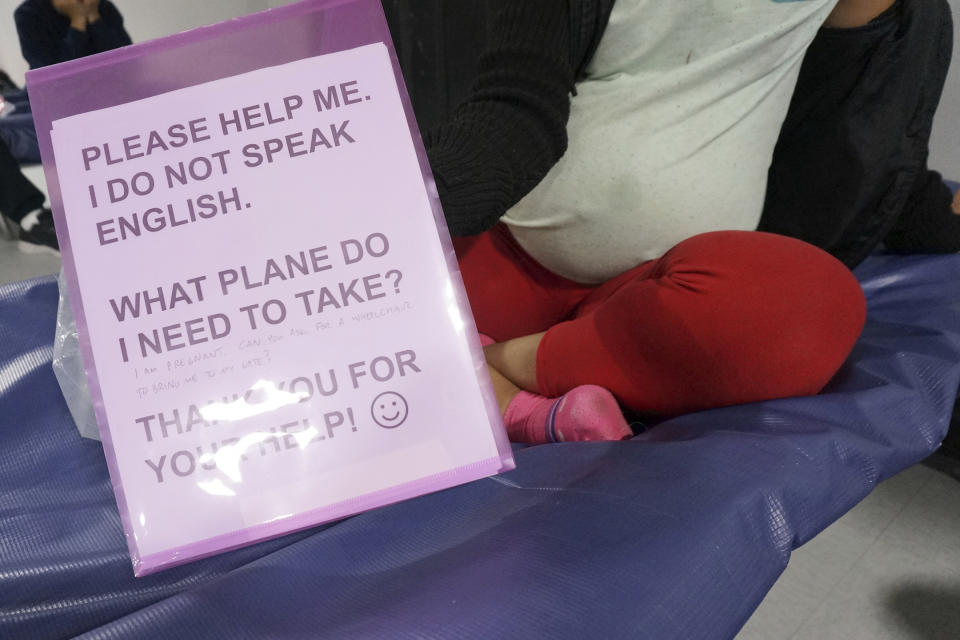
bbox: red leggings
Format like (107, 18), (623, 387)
(455, 225), (867, 415)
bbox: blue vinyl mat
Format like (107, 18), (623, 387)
(1, 253), (959, 639)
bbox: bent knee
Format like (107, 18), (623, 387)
(671, 231), (867, 406)
(722, 234), (866, 401)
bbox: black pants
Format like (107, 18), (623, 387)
(759, 0), (956, 268)
(0, 137), (44, 224)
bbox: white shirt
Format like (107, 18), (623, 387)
(502, 0), (839, 283)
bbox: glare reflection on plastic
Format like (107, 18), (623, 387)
(193, 380), (321, 487)
(198, 380), (307, 423)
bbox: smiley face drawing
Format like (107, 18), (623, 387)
(371, 392), (409, 429)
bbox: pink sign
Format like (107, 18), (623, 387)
(29, 0), (513, 576)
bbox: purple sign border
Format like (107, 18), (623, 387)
(138, 455), (507, 576)
(27, 0), (514, 576)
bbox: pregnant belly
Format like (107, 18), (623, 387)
(504, 138), (770, 284)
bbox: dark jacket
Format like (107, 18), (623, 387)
(15, 0), (132, 70)
(758, 0), (957, 268)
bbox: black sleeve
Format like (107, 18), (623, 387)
(884, 169), (960, 253)
(15, 3), (85, 69)
(87, 0), (133, 54)
(425, 0), (614, 237)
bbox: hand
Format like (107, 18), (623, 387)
(52, 0), (100, 29)
(52, 0), (87, 22)
(952, 190), (960, 215)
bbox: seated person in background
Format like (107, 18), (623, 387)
(0, 81), (39, 164)
(0, 70), (17, 93)
(0, 0), (132, 163)
(426, 0), (884, 444)
(0, 0), (132, 249)
(0, 137), (57, 253)
(15, 0), (132, 70)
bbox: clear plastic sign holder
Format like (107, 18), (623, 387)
(28, 0), (514, 576)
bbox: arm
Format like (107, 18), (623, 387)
(824, 0), (897, 28)
(86, 0), (133, 54)
(425, 0), (614, 237)
(14, 0), (130, 69)
(15, 1), (89, 68)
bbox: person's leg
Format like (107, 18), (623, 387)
(495, 231), (866, 416)
(454, 224), (592, 341)
(0, 137), (44, 223)
(0, 71), (19, 93)
(457, 225), (632, 442)
(483, 333), (541, 392)
(0, 114), (40, 164)
(0, 137), (58, 253)
(2, 88), (30, 111)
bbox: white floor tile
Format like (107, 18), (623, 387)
(739, 464), (960, 640)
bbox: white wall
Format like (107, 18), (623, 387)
(0, 0), (299, 86)
(120, 0), (271, 43)
(0, 0), (28, 84)
(929, 1), (960, 181)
